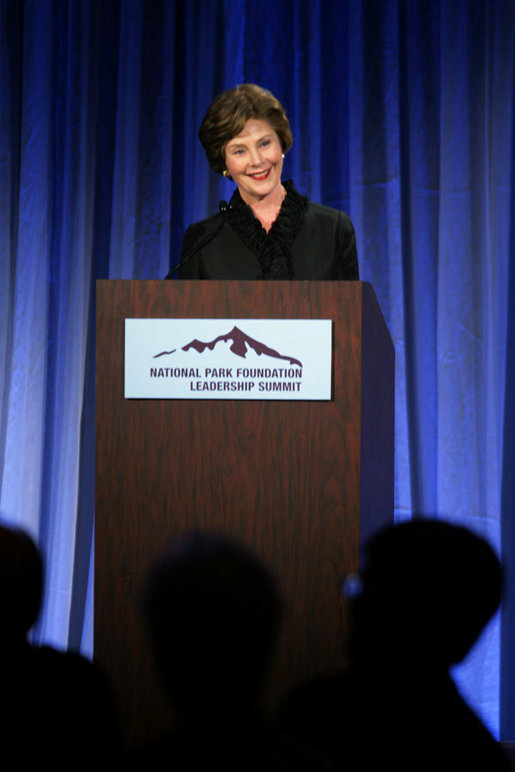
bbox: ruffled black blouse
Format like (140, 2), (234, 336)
(228, 180), (309, 279)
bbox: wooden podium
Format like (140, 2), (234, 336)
(95, 279), (394, 746)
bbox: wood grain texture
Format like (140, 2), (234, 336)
(95, 280), (394, 746)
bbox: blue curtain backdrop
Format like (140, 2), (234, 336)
(0, 0), (513, 739)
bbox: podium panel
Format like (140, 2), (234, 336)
(95, 280), (394, 746)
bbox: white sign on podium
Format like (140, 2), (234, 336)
(125, 318), (332, 400)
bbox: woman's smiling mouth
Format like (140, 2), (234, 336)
(249, 169), (271, 181)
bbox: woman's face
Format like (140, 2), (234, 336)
(224, 118), (284, 204)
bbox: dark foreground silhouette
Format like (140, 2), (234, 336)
(278, 518), (510, 772)
(0, 523), (121, 771)
(127, 530), (329, 770)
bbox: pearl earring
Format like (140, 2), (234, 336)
(222, 170), (230, 178)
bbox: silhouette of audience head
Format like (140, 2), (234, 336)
(350, 518), (502, 668)
(0, 522), (122, 771)
(143, 531), (282, 720)
(0, 523), (43, 645)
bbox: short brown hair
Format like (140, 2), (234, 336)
(199, 84), (293, 175)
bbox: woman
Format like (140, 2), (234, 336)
(170, 84), (359, 280)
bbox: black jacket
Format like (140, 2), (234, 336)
(174, 182), (359, 281)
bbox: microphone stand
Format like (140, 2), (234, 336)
(164, 201), (230, 279)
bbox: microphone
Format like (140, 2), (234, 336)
(164, 201), (230, 279)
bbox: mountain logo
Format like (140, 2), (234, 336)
(153, 325), (302, 367)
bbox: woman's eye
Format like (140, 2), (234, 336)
(261, 139), (271, 147)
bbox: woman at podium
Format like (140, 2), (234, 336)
(167, 84), (359, 281)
